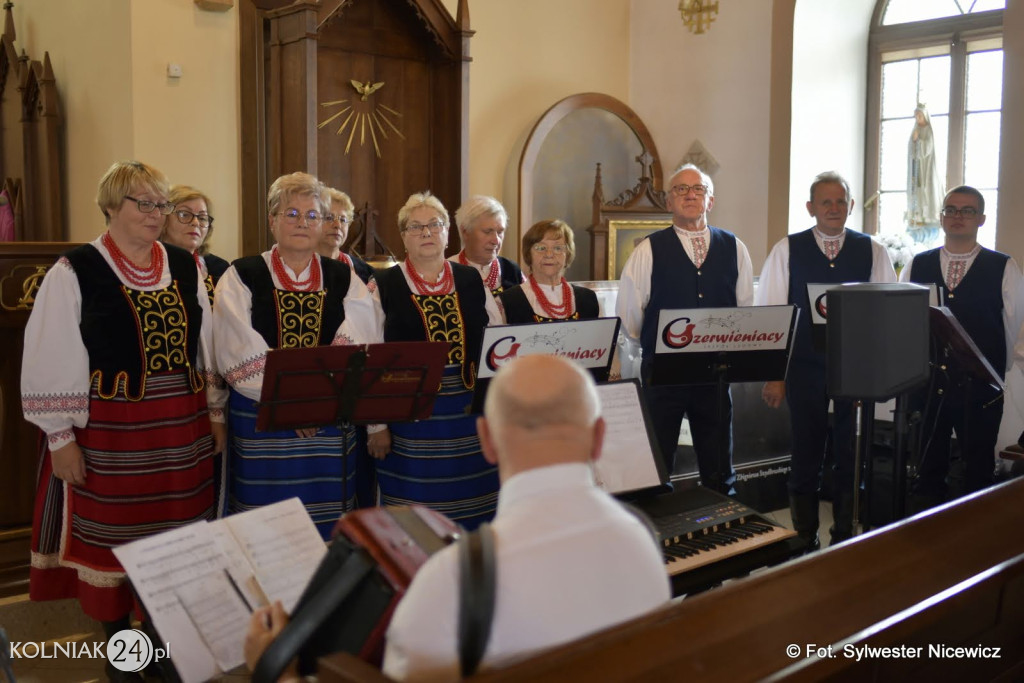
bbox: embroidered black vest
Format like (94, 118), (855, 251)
(788, 228), (873, 367)
(639, 226), (738, 377)
(500, 284), (600, 323)
(66, 242), (203, 399)
(911, 247), (1009, 377)
(377, 263), (488, 388)
(203, 253), (231, 306)
(347, 253), (374, 285)
(495, 256), (524, 295)
(233, 254), (349, 349)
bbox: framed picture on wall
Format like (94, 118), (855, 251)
(607, 219), (669, 279)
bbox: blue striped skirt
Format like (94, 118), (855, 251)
(228, 390), (359, 539)
(376, 366), (498, 530)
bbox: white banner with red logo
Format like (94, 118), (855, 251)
(806, 283), (837, 325)
(807, 282), (939, 326)
(477, 317), (619, 379)
(654, 305), (794, 354)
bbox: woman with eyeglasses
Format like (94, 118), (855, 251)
(317, 186), (374, 284)
(213, 172), (384, 538)
(160, 184), (230, 305)
(500, 219), (599, 323)
(370, 191), (503, 530)
(21, 161), (226, 667)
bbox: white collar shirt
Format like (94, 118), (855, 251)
(382, 462), (670, 681)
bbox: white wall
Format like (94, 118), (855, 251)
(789, 0), (875, 235)
(630, 0), (774, 265)
(129, 0), (240, 261)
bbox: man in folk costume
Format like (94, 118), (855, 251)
(757, 171), (896, 550)
(901, 184), (1024, 510)
(617, 163), (753, 495)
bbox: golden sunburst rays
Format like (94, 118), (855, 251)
(318, 97), (405, 158)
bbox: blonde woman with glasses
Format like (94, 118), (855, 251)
(213, 172), (384, 538)
(369, 191), (503, 530)
(21, 161), (226, 673)
(317, 186), (374, 284)
(160, 184), (230, 305)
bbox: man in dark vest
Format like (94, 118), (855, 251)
(901, 185), (1024, 510)
(616, 163), (753, 495)
(757, 171), (896, 550)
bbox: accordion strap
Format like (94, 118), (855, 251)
(458, 523), (497, 678)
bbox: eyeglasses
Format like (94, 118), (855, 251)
(125, 195), (175, 215)
(323, 214), (350, 225)
(669, 183), (709, 197)
(173, 209), (214, 228)
(531, 244), (567, 255)
(276, 208), (323, 225)
(942, 206), (980, 218)
(403, 220), (446, 236)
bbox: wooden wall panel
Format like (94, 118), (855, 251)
(0, 243), (78, 597)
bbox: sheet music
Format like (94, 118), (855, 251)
(175, 571), (252, 672)
(594, 382), (662, 493)
(223, 497), (327, 612)
(209, 521), (268, 610)
(113, 523), (225, 683)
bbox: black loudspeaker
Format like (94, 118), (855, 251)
(826, 283), (930, 400)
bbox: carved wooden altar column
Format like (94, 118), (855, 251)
(266, 2), (320, 182)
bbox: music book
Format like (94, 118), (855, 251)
(113, 498), (327, 683)
(594, 380), (666, 494)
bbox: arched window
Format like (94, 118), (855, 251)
(865, 0), (1004, 248)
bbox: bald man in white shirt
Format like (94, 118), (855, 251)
(244, 355), (670, 682)
(381, 355), (670, 680)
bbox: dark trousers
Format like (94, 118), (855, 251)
(786, 362), (856, 498)
(644, 383), (735, 495)
(913, 378), (1001, 500)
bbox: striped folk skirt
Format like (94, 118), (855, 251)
(30, 371), (216, 622)
(376, 365), (499, 530)
(228, 390), (358, 539)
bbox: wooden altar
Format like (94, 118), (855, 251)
(239, 0), (472, 259)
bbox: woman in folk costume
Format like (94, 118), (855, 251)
(21, 161), (226, 664)
(369, 192), (503, 530)
(159, 184), (230, 305)
(500, 219), (600, 323)
(317, 185), (374, 285)
(214, 172), (384, 538)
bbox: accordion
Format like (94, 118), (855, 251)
(252, 505), (461, 682)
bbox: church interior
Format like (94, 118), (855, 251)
(2, 0), (1024, 680)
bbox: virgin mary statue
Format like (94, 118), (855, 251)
(905, 104), (943, 244)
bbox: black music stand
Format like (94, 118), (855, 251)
(650, 307), (799, 492)
(911, 306), (1004, 507)
(257, 341), (450, 512)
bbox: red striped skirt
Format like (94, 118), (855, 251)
(30, 371), (215, 621)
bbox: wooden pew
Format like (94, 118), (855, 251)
(319, 476), (1024, 682)
(0, 243), (79, 597)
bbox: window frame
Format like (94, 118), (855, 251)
(864, 4), (1003, 235)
